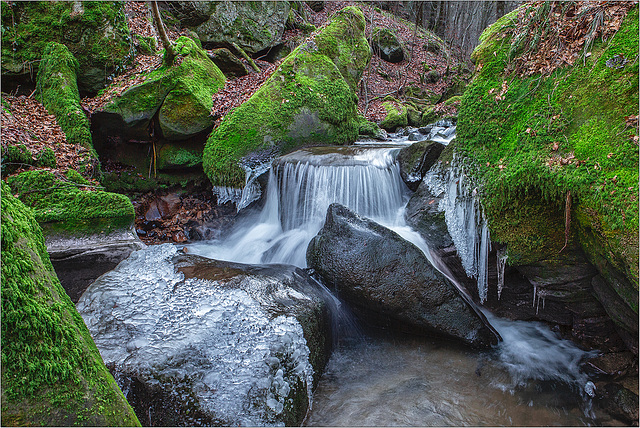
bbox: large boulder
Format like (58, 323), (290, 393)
(0, 183), (140, 426)
(306, 203), (500, 348)
(1, 2), (133, 94)
(203, 6), (371, 187)
(167, 1), (290, 54)
(397, 140), (445, 191)
(371, 27), (404, 63)
(77, 244), (332, 426)
(94, 36), (226, 142)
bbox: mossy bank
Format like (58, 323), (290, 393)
(1, 182), (140, 426)
(457, 5), (639, 317)
(1, 1), (133, 94)
(203, 6), (371, 187)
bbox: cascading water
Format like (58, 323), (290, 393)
(189, 145), (412, 267)
(187, 133), (600, 426)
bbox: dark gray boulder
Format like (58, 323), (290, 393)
(77, 244), (331, 427)
(397, 140), (445, 191)
(306, 204), (500, 348)
(371, 28), (404, 63)
(208, 48), (249, 77)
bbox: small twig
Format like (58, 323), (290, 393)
(559, 190), (571, 253)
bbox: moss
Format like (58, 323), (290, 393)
(134, 34), (157, 55)
(380, 100), (408, 130)
(1, 1), (133, 93)
(203, 6), (370, 187)
(157, 143), (202, 170)
(35, 147), (57, 168)
(36, 42), (94, 156)
(6, 170), (134, 228)
(1, 144), (33, 175)
(458, 6), (639, 299)
(444, 95), (462, 106)
(1, 182), (140, 426)
(103, 36), (225, 140)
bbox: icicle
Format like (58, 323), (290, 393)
(496, 247), (508, 300)
(213, 186), (243, 205)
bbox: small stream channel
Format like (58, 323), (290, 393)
(186, 127), (605, 426)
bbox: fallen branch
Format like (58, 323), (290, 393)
(231, 42), (261, 72)
(559, 190), (571, 253)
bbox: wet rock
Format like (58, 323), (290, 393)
(306, 204), (500, 348)
(371, 28), (404, 63)
(397, 140), (444, 191)
(44, 224), (145, 303)
(77, 245), (331, 426)
(596, 383), (639, 425)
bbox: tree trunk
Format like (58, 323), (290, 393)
(150, 1), (176, 66)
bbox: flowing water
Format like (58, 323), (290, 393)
(188, 131), (599, 426)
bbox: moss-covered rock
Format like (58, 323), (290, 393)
(36, 42), (93, 153)
(6, 169), (134, 232)
(98, 36), (225, 142)
(0, 182), (140, 426)
(1, 1), (133, 94)
(457, 5), (639, 322)
(371, 27), (404, 63)
(203, 6), (371, 187)
(380, 99), (408, 131)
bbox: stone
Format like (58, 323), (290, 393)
(380, 100), (408, 131)
(187, 1), (290, 54)
(596, 383), (639, 425)
(203, 6), (371, 188)
(208, 48), (249, 77)
(371, 27), (404, 63)
(95, 36), (225, 142)
(397, 140), (445, 191)
(77, 244), (332, 426)
(0, 183), (140, 426)
(306, 203), (500, 348)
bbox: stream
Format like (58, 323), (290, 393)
(185, 127), (602, 426)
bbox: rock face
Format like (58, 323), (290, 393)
(94, 36), (225, 142)
(203, 6), (371, 188)
(77, 244), (332, 427)
(179, 1), (290, 54)
(371, 28), (404, 63)
(397, 140), (445, 191)
(306, 203), (500, 348)
(1, 1), (133, 94)
(0, 183), (140, 427)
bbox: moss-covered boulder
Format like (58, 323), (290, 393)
(380, 99), (408, 131)
(208, 48), (249, 77)
(36, 42), (93, 154)
(175, 1), (291, 54)
(0, 182), (140, 426)
(96, 36), (226, 142)
(203, 6), (371, 187)
(371, 27), (404, 63)
(1, 1), (133, 94)
(457, 4), (639, 344)
(6, 169), (134, 231)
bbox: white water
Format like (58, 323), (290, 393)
(187, 136), (598, 425)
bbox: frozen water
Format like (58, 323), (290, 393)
(77, 244), (314, 426)
(421, 164), (491, 302)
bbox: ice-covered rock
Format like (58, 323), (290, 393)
(76, 244), (331, 426)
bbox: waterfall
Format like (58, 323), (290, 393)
(421, 163), (493, 303)
(189, 145), (411, 267)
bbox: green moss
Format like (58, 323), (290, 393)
(35, 147), (57, 168)
(157, 144), (202, 170)
(1, 144), (33, 175)
(36, 42), (94, 157)
(0, 182), (140, 426)
(380, 100), (408, 130)
(1, 1), (133, 93)
(6, 170), (134, 228)
(104, 36), (225, 140)
(134, 34), (157, 55)
(458, 5), (639, 297)
(203, 6), (370, 187)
